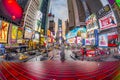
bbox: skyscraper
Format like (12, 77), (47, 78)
(85, 0), (103, 14)
(41, 0), (50, 35)
(67, 0), (86, 31)
(16, 0), (29, 10)
(22, 0), (40, 29)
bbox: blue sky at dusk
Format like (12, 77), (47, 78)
(50, 0), (68, 22)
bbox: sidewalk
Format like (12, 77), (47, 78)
(0, 51), (42, 62)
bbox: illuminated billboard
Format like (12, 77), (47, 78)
(24, 27), (33, 39)
(17, 27), (23, 39)
(11, 25), (18, 40)
(0, 21), (9, 43)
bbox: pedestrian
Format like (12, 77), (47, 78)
(82, 47), (86, 61)
(60, 41), (65, 61)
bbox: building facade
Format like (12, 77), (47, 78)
(67, 0), (86, 32)
(41, 0), (50, 35)
(22, 0), (40, 30)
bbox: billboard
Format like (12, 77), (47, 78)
(77, 37), (82, 44)
(108, 34), (118, 47)
(85, 39), (91, 45)
(90, 38), (95, 45)
(99, 12), (117, 30)
(86, 14), (98, 32)
(99, 34), (108, 47)
(66, 27), (86, 39)
(0, 21), (9, 43)
(11, 25), (18, 40)
(67, 38), (76, 43)
(34, 32), (39, 41)
(24, 27), (33, 39)
(17, 27), (23, 39)
(94, 29), (99, 46)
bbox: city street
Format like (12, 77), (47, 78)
(24, 49), (120, 62)
(0, 0), (120, 79)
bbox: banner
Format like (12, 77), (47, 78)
(11, 25), (18, 40)
(17, 27), (23, 39)
(77, 37), (82, 44)
(94, 29), (99, 46)
(67, 38), (76, 43)
(108, 34), (118, 47)
(66, 27), (86, 39)
(0, 21), (9, 43)
(99, 12), (117, 30)
(86, 14), (98, 32)
(99, 34), (108, 47)
(34, 32), (39, 42)
(90, 38), (95, 45)
(85, 39), (91, 45)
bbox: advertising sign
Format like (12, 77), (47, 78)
(108, 34), (118, 47)
(66, 27), (86, 39)
(17, 27), (23, 39)
(94, 29), (99, 46)
(90, 38), (95, 45)
(85, 39), (91, 45)
(11, 25), (18, 40)
(99, 34), (108, 47)
(68, 38), (76, 43)
(77, 37), (82, 44)
(34, 32), (39, 41)
(116, 0), (120, 7)
(86, 14), (98, 32)
(24, 27), (33, 39)
(99, 12), (117, 30)
(97, 5), (111, 19)
(108, 0), (115, 5)
(0, 21), (9, 43)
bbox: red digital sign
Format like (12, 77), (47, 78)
(108, 34), (118, 47)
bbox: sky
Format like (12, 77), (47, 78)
(50, 0), (68, 22)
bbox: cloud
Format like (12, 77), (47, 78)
(50, 0), (68, 21)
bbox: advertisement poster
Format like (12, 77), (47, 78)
(17, 27), (23, 39)
(99, 34), (108, 47)
(35, 33), (39, 41)
(94, 29), (99, 46)
(24, 27), (33, 39)
(86, 14), (98, 32)
(85, 39), (91, 45)
(66, 27), (86, 39)
(0, 21), (9, 43)
(11, 25), (18, 40)
(77, 37), (82, 44)
(99, 12), (117, 30)
(108, 34), (118, 47)
(90, 38), (95, 45)
(68, 38), (75, 43)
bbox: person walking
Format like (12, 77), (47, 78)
(82, 47), (86, 61)
(60, 42), (65, 61)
